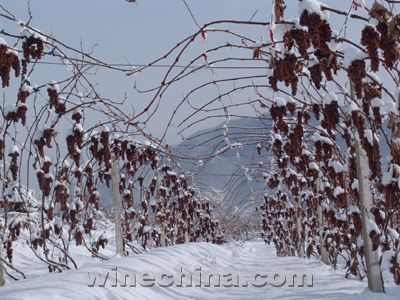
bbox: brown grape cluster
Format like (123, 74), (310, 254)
(54, 183), (69, 211)
(309, 63), (322, 89)
(0, 44), (20, 87)
(47, 85), (66, 115)
(361, 26), (380, 72)
(36, 159), (53, 197)
(322, 101), (340, 132)
(315, 49), (338, 81)
(363, 82), (382, 126)
(376, 22), (398, 69)
(22, 36), (44, 75)
(268, 53), (298, 96)
(300, 10), (332, 56)
(286, 101), (296, 116)
(92, 236), (109, 254)
(4, 104), (28, 126)
(8, 148), (19, 181)
(390, 256), (400, 285)
(312, 103), (320, 120)
(274, 0), (285, 22)
(34, 128), (55, 157)
(284, 29), (311, 59)
(347, 59), (366, 99)
(17, 88), (30, 104)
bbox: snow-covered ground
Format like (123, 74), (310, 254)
(1, 239), (399, 299)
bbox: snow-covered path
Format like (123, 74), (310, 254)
(0, 240), (398, 300)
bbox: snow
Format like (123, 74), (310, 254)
(382, 168), (394, 186)
(122, 189), (131, 197)
(342, 46), (368, 68)
(381, 97), (397, 115)
(127, 207), (136, 214)
(321, 136), (333, 146)
(308, 161), (319, 170)
(9, 145), (20, 154)
(333, 186), (344, 197)
(367, 72), (382, 85)
(167, 171), (178, 177)
(387, 228), (399, 241)
(21, 80), (34, 93)
(353, 0), (366, 8)
(364, 129), (377, 145)
(308, 53), (319, 67)
(74, 123), (84, 132)
(371, 98), (384, 108)
(223, 124), (229, 137)
(349, 205), (361, 214)
(272, 133), (283, 141)
(346, 101), (358, 114)
(250, 42), (264, 48)
(302, 149), (312, 156)
(287, 96), (295, 104)
(328, 160), (345, 173)
(44, 173), (54, 180)
(298, 0), (327, 19)
(367, 219), (381, 234)
(274, 97), (286, 107)
(22, 27), (47, 42)
(321, 181), (331, 189)
(323, 93), (338, 105)
(335, 211), (347, 221)
(2, 239), (399, 300)
(4, 105), (18, 115)
(47, 80), (60, 92)
(313, 132), (333, 146)
(351, 179), (359, 190)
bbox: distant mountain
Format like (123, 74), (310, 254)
(173, 116), (273, 214)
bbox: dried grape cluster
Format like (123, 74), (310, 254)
(322, 101), (339, 132)
(47, 85), (66, 114)
(34, 128), (55, 157)
(22, 36), (44, 75)
(376, 22), (398, 69)
(284, 29), (311, 59)
(309, 63), (322, 89)
(8, 148), (19, 181)
(390, 256), (400, 285)
(17, 87), (30, 104)
(4, 104), (28, 126)
(300, 10), (332, 56)
(315, 49), (338, 80)
(0, 44), (20, 87)
(36, 159), (53, 197)
(268, 53), (299, 96)
(363, 82), (382, 125)
(312, 103), (320, 120)
(274, 0), (285, 23)
(361, 26), (380, 72)
(347, 59), (366, 99)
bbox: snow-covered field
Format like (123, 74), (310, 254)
(1, 239), (399, 300)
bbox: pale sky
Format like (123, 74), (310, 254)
(2, 0), (363, 145)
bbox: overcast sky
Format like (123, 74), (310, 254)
(3, 0), (364, 145)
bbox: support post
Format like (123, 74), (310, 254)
(111, 156), (124, 256)
(350, 81), (384, 293)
